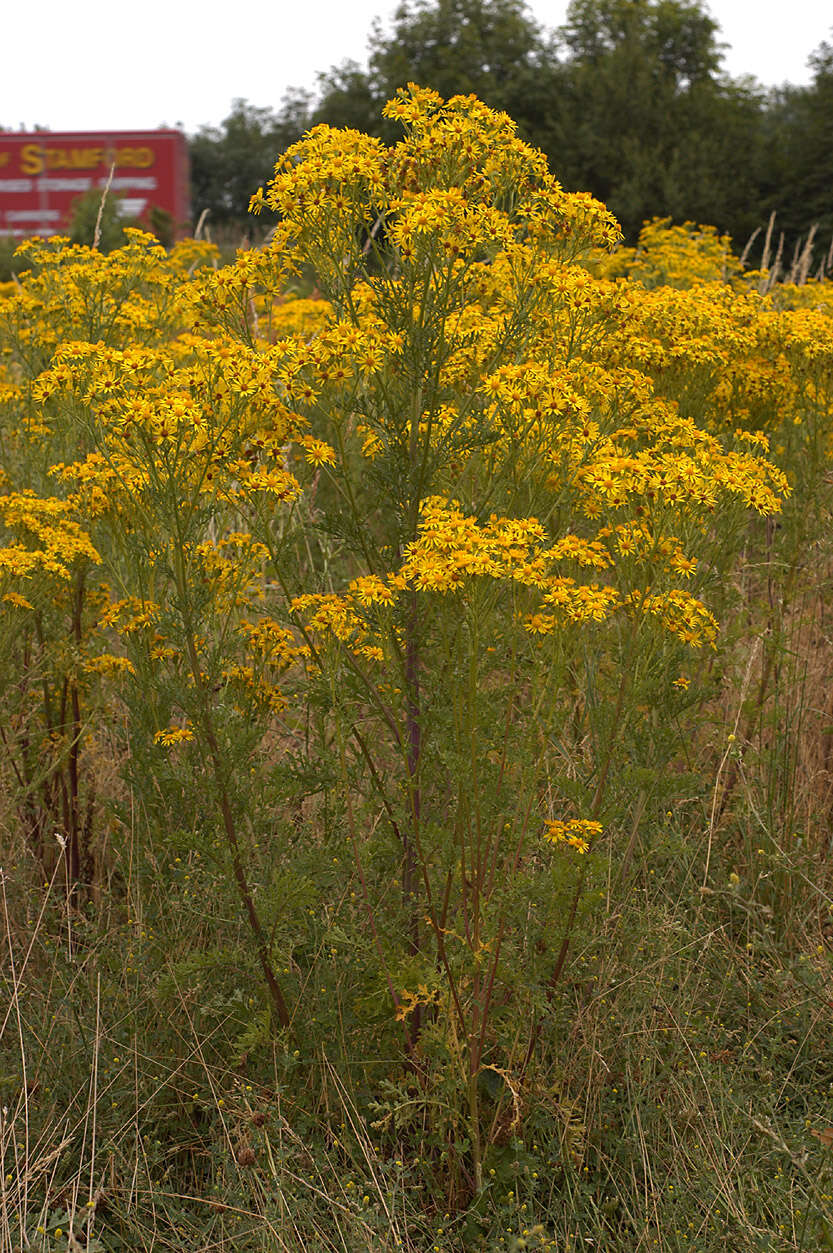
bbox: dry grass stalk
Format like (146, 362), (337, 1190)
(797, 223), (819, 285)
(702, 637), (761, 888)
(93, 162), (116, 251)
(769, 230), (785, 291)
(739, 224), (762, 270)
(758, 210), (776, 293)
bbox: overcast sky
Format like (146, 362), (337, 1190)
(2, 0), (830, 135)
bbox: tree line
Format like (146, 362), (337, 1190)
(188, 0), (833, 260)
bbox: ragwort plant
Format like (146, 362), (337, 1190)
(587, 230), (833, 859)
(0, 233), (215, 896)
(0, 87), (809, 1231)
(237, 85), (785, 1194)
(27, 253), (309, 1032)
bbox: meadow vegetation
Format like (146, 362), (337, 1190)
(1, 86), (833, 1252)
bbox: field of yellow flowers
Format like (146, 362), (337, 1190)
(2, 87), (833, 1252)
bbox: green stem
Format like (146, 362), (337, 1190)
(173, 546), (294, 1035)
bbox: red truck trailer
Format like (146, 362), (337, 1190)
(0, 130), (190, 238)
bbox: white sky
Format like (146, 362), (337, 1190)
(2, 0), (830, 135)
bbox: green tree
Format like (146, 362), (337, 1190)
(189, 93), (312, 232)
(759, 34), (833, 252)
(311, 60), (380, 135)
(551, 0), (765, 241)
(312, 0), (766, 245)
(182, 0), (805, 252)
(314, 0), (554, 144)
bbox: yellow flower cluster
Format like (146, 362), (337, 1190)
(289, 494), (720, 649)
(250, 81), (620, 304)
(0, 490), (100, 581)
(634, 588), (719, 649)
(153, 725), (195, 747)
(592, 218), (740, 289)
(5, 230), (210, 357)
(98, 597), (160, 633)
(542, 819), (603, 854)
